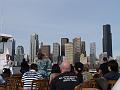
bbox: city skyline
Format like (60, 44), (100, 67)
(0, 0), (120, 57)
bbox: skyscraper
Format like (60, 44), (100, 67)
(61, 38), (69, 56)
(7, 39), (15, 60)
(65, 42), (73, 64)
(16, 46), (24, 55)
(14, 45), (24, 66)
(30, 33), (39, 63)
(81, 41), (86, 57)
(90, 42), (96, 65)
(53, 43), (60, 64)
(73, 37), (81, 64)
(41, 45), (51, 58)
(103, 24), (112, 57)
(12, 39), (15, 60)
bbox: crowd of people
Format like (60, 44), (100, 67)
(0, 53), (120, 90)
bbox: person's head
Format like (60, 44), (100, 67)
(83, 67), (89, 72)
(60, 60), (71, 73)
(37, 52), (45, 59)
(103, 57), (108, 63)
(6, 54), (10, 60)
(30, 63), (38, 71)
(74, 62), (84, 73)
(108, 60), (119, 72)
(2, 68), (11, 78)
(51, 64), (61, 73)
(42, 53), (48, 59)
(22, 58), (26, 62)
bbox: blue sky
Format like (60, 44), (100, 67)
(0, 0), (120, 57)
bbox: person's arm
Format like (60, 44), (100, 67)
(49, 78), (56, 90)
(22, 73), (25, 83)
(49, 74), (54, 84)
(98, 64), (103, 76)
(98, 69), (102, 75)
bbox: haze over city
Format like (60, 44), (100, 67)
(0, 0), (120, 57)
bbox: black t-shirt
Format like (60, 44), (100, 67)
(99, 63), (109, 75)
(50, 71), (81, 90)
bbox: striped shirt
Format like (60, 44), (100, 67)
(22, 70), (42, 90)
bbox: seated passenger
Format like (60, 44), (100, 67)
(99, 57), (109, 76)
(93, 68), (101, 79)
(74, 62), (84, 83)
(96, 60), (120, 90)
(104, 60), (120, 80)
(22, 63), (43, 90)
(20, 58), (29, 75)
(50, 60), (80, 90)
(82, 66), (93, 81)
(34, 51), (52, 78)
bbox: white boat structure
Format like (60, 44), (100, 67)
(0, 33), (14, 73)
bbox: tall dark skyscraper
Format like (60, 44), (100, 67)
(61, 38), (69, 56)
(103, 24), (112, 57)
(81, 41), (86, 57)
(12, 39), (15, 60)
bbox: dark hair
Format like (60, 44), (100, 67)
(51, 64), (61, 73)
(22, 58), (26, 62)
(37, 53), (45, 59)
(83, 67), (89, 72)
(108, 60), (119, 72)
(74, 62), (84, 73)
(103, 57), (108, 61)
(2, 68), (11, 78)
(30, 63), (38, 71)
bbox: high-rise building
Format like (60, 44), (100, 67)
(73, 37), (81, 64)
(65, 42), (73, 64)
(90, 42), (96, 65)
(53, 43), (60, 64)
(30, 33), (39, 63)
(14, 45), (24, 66)
(41, 45), (51, 58)
(103, 24), (112, 58)
(7, 39), (15, 60)
(61, 38), (69, 56)
(81, 41), (86, 57)
(16, 46), (24, 55)
(12, 39), (15, 60)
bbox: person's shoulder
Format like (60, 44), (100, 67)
(104, 72), (115, 79)
(100, 63), (107, 68)
(22, 71), (29, 75)
(51, 72), (64, 81)
(50, 73), (60, 84)
(100, 63), (105, 66)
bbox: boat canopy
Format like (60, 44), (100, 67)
(0, 33), (13, 42)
